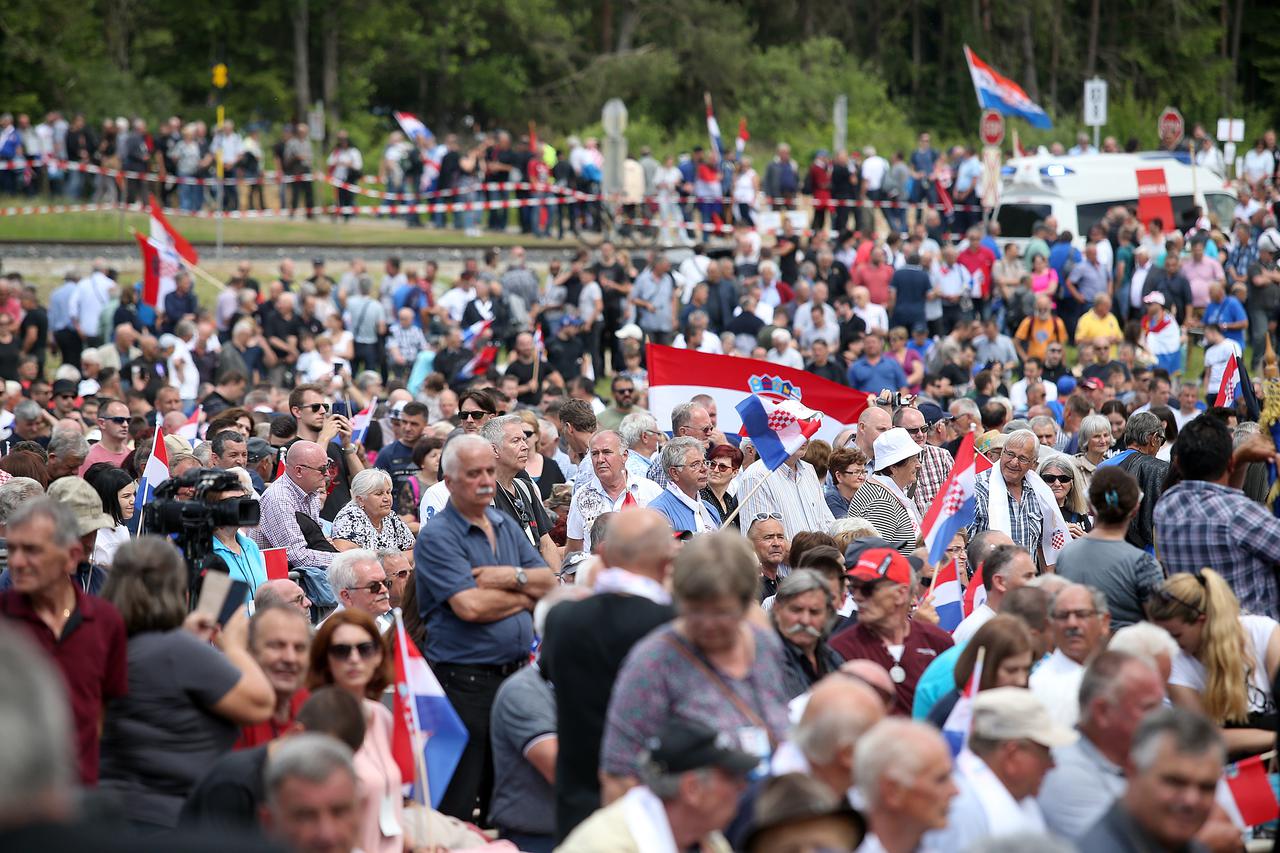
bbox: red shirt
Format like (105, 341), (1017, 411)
(958, 245), (997, 298)
(829, 617), (954, 715)
(853, 263), (894, 306)
(1, 585), (128, 784)
(235, 688), (311, 749)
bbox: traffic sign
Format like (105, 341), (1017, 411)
(1217, 118), (1245, 143)
(1083, 78), (1107, 127)
(979, 110), (1005, 147)
(1158, 106), (1184, 149)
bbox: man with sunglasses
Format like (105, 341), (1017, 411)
(894, 405), (953, 518)
(644, 401), (711, 488)
(287, 384), (366, 521)
(377, 549), (412, 611)
(830, 547), (953, 714)
(77, 397), (132, 475)
(325, 549), (393, 634)
(457, 388), (497, 434)
(255, 440), (340, 573)
(596, 376), (638, 432)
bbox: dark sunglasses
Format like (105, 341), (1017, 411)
(1040, 474), (1072, 484)
(301, 402), (330, 413)
(327, 641), (379, 661)
(346, 579), (392, 594)
(708, 461), (737, 473)
(100, 416), (130, 425)
(849, 578), (887, 597)
(902, 426), (927, 436)
(458, 410), (489, 420)
(523, 430), (536, 438)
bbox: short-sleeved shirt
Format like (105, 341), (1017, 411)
(331, 500), (415, 552)
(415, 503), (545, 665)
(847, 355), (907, 394)
(1204, 296), (1248, 348)
(1170, 614), (1278, 721)
(488, 665), (558, 835)
(99, 629), (242, 827)
(0, 586), (128, 785)
(1054, 537), (1165, 629)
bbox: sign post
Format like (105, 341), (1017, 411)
(1218, 118), (1245, 178)
(1158, 106), (1185, 153)
(212, 62), (228, 258)
(978, 111), (1004, 215)
(601, 99), (628, 198)
(979, 110), (1005, 148)
(833, 95), (848, 154)
(1083, 78), (1107, 150)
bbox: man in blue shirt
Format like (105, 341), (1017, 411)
(847, 331), (908, 394)
(161, 271), (199, 334)
(416, 434), (555, 824)
(1202, 280), (1248, 350)
(374, 401), (428, 515)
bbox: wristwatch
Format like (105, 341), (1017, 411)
(515, 568), (528, 588)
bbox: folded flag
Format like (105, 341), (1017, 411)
(930, 558), (964, 633)
(1218, 754), (1280, 828)
(391, 611), (469, 808)
(393, 111), (432, 143)
(942, 647), (984, 757)
(963, 45), (1053, 129)
(135, 416), (170, 526)
(735, 395), (822, 471)
(461, 319), (493, 349)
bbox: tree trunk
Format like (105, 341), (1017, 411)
(105, 0), (131, 72)
(615, 0), (640, 53)
(601, 0), (613, 55)
(291, 0), (311, 123)
(1048, 0), (1060, 114)
(1228, 0), (1245, 110)
(911, 0), (923, 97)
(1020, 6), (1040, 102)
(322, 4), (340, 130)
(1085, 0), (1100, 76)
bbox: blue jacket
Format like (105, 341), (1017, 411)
(648, 489), (722, 534)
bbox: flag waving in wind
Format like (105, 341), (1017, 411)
(704, 92), (722, 166)
(393, 111), (432, 144)
(921, 433), (991, 565)
(963, 45), (1053, 129)
(148, 195), (197, 307)
(736, 118), (749, 159)
(133, 232), (162, 308)
(350, 398), (376, 446)
(735, 396), (822, 471)
(455, 345), (498, 383)
(461, 319), (493, 349)
(391, 612), (468, 807)
(929, 558), (964, 633)
(135, 417), (170, 526)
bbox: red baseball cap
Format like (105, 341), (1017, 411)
(846, 547), (912, 586)
(1079, 377), (1105, 391)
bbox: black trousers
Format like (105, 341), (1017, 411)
(432, 659), (524, 824)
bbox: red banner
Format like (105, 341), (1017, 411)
(1135, 167), (1175, 230)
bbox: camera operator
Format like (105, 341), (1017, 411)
(211, 480), (267, 605)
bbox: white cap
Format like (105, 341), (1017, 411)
(615, 323), (644, 341)
(872, 427), (921, 472)
(1142, 291), (1166, 306)
(971, 687), (1079, 749)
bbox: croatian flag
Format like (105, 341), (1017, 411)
(964, 563), (987, 618)
(533, 327), (545, 360)
(963, 45), (1053, 129)
(390, 612), (468, 808)
(647, 344), (868, 446)
(1218, 754), (1280, 828)
(1214, 353), (1241, 408)
(149, 195), (198, 306)
(133, 232), (162, 308)
(930, 559), (964, 633)
(942, 648), (984, 757)
(705, 93), (722, 166)
(350, 398), (375, 446)
(177, 406), (202, 446)
(135, 417), (170, 521)
(921, 433), (992, 565)
(736, 396), (822, 471)
(461, 318), (493, 349)
(736, 118), (749, 159)
(393, 111), (433, 143)
(455, 345), (498, 383)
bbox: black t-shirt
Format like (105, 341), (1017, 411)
(547, 334), (585, 382)
(262, 312), (304, 360)
(541, 594), (676, 841)
(531, 454), (566, 501)
(806, 357), (848, 386)
(0, 337), (20, 381)
(592, 261), (628, 316)
(19, 307), (47, 360)
(177, 744), (268, 829)
(504, 357), (548, 405)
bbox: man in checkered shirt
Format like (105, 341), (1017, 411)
(969, 430), (1044, 560)
(895, 403), (953, 517)
(1154, 415), (1280, 617)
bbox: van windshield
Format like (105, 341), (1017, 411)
(995, 203), (1053, 238)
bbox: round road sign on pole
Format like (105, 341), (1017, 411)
(1158, 106), (1184, 150)
(980, 110), (1005, 148)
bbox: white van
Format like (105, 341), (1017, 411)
(993, 152), (1235, 247)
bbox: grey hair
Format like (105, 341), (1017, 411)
(1109, 622), (1179, 668)
(855, 719), (947, 808)
(354, 370), (382, 393)
(1234, 421), (1261, 448)
(441, 434), (491, 478)
(1129, 707), (1226, 772)
(478, 414), (525, 447)
(376, 547), (406, 569)
(1077, 414), (1112, 446)
(0, 623), (75, 811)
(773, 568), (834, 609)
(1003, 428), (1037, 453)
(0, 477), (43, 524)
(327, 549), (381, 594)
(350, 467), (392, 497)
(7, 498), (79, 549)
(1124, 411), (1164, 447)
(661, 436), (704, 475)
(264, 733), (358, 806)
(1050, 582), (1108, 617)
(639, 762), (709, 801)
(232, 318), (257, 338)
(619, 412), (660, 449)
(1026, 573), (1071, 596)
(538, 418), (558, 441)
(1038, 453), (1088, 515)
(1028, 415), (1059, 437)
(670, 401), (705, 434)
(950, 398), (980, 420)
(47, 428), (89, 459)
(829, 517), (880, 539)
(192, 441), (213, 465)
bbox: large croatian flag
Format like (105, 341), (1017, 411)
(148, 195), (198, 307)
(963, 45), (1053, 129)
(391, 612), (468, 808)
(736, 396), (822, 471)
(921, 432), (992, 565)
(135, 417), (170, 521)
(647, 344), (868, 446)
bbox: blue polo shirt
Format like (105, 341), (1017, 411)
(1204, 295), (1247, 349)
(416, 502), (545, 665)
(847, 355), (908, 394)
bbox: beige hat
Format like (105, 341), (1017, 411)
(970, 687), (1079, 749)
(872, 427), (921, 472)
(47, 477), (115, 536)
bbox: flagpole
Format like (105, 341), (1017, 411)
(719, 466), (778, 530)
(125, 226), (225, 292)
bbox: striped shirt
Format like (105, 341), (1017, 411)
(252, 474), (336, 570)
(735, 458), (834, 540)
(847, 478), (919, 555)
(970, 469), (1044, 556)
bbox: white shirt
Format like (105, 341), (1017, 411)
(1171, 614), (1277, 714)
(672, 332), (723, 354)
(1008, 377), (1059, 410)
(1129, 262), (1152, 309)
(766, 347), (804, 370)
(666, 484), (717, 534)
(167, 338), (200, 399)
(862, 155), (889, 190)
(72, 272), (115, 338)
(951, 602), (996, 645)
(1244, 148), (1275, 184)
(1234, 199), (1262, 224)
(437, 286), (476, 324)
(1203, 339), (1242, 393)
(1029, 649), (1086, 728)
(854, 303), (890, 335)
(566, 474), (663, 551)
(734, 458), (834, 540)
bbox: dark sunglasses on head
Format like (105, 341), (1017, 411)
(752, 512), (783, 522)
(327, 641), (379, 661)
(1147, 587), (1205, 615)
(458, 410), (489, 420)
(1040, 474), (1072, 484)
(347, 579), (392, 594)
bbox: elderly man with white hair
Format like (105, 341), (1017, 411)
(326, 548), (393, 633)
(330, 468), (415, 555)
(855, 718), (958, 853)
(765, 327), (804, 369)
(970, 428), (1072, 567)
(619, 411), (662, 480)
(648, 436), (722, 537)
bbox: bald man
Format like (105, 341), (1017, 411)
(254, 578), (313, 615)
(540, 508), (679, 841)
(254, 440), (338, 570)
(856, 406), (892, 462)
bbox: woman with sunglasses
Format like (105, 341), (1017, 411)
(925, 615), (1034, 728)
(1054, 467), (1163, 630)
(1037, 454), (1091, 539)
(824, 446), (869, 518)
(701, 444), (743, 528)
(308, 609), (410, 853)
(1147, 569), (1280, 758)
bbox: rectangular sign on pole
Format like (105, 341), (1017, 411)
(1083, 79), (1107, 127)
(1217, 118), (1245, 143)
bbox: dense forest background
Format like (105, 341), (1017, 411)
(4, 0), (1277, 157)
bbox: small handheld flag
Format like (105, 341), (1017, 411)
(704, 92), (722, 166)
(135, 416), (171, 525)
(942, 647), (985, 756)
(261, 548), (289, 581)
(921, 433), (991, 565)
(1219, 753), (1280, 828)
(736, 118), (749, 159)
(930, 559), (964, 633)
(735, 396), (822, 471)
(393, 111), (432, 143)
(455, 345), (498, 383)
(133, 233), (162, 308)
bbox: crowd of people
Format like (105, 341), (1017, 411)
(5, 180), (1280, 853)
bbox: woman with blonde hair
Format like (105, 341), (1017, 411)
(1037, 453), (1091, 538)
(1146, 569), (1280, 756)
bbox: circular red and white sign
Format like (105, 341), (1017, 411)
(980, 110), (1005, 148)
(1158, 106), (1184, 146)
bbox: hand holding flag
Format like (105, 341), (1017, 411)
(735, 396), (822, 472)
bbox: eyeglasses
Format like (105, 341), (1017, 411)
(1148, 587), (1205, 615)
(902, 426), (927, 436)
(296, 461), (337, 475)
(100, 416), (130, 425)
(1051, 609), (1099, 622)
(346, 579), (392, 594)
(388, 569), (411, 581)
(708, 461), (737, 473)
(523, 430), (536, 438)
(684, 425), (714, 435)
(615, 388), (634, 395)
(1001, 449), (1036, 467)
(458, 410), (489, 420)
(1040, 474), (1072, 484)
(673, 459), (709, 470)
(327, 641), (380, 661)
(918, 574), (933, 588)
(288, 594), (309, 608)
(840, 467), (867, 478)
(300, 402), (330, 413)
